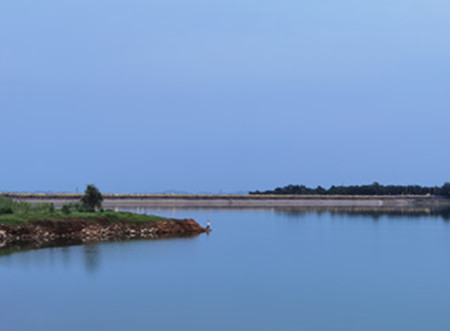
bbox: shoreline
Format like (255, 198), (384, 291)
(0, 217), (208, 253)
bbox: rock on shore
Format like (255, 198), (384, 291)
(0, 218), (208, 252)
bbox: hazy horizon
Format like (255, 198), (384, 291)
(2, 181), (449, 195)
(1, 0), (449, 193)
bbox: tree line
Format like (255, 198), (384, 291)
(250, 182), (450, 197)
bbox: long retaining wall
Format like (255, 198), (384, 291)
(0, 193), (439, 209)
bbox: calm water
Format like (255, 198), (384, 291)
(2, 209), (450, 331)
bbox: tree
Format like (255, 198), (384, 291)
(80, 184), (103, 212)
(441, 183), (450, 198)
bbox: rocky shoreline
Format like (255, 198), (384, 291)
(0, 218), (209, 253)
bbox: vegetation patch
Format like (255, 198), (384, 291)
(250, 182), (450, 197)
(0, 198), (166, 226)
(0, 185), (165, 225)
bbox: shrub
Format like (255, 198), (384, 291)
(61, 204), (71, 215)
(0, 207), (13, 215)
(75, 203), (85, 212)
(0, 197), (14, 209)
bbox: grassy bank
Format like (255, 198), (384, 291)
(0, 196), (166, 225)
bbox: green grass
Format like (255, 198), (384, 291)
(0, 197), (168, 225)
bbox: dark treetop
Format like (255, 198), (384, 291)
(250, 182), (450, 197)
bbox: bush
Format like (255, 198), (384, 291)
(0, 207), (13, 215)
(75, 203), (85, 212)
(49, 203), (55, 214)
(0, 197), (15, 212)
(33, 203), (55, 214)
(61, 204), (71, 215)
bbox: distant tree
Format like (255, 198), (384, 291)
(441, 183), (450, 198)
(316, 186), (326, 194)
(80, 184), (103, 212)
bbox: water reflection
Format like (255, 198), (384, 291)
(0, 242), (102, 275)
(61, 246), (71, 269)
(273, 206), (450, 221)
(118, 205), (450, 222)
(83, 243), (101, 274)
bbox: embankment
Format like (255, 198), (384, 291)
(0, 217), (207, 252)
(1, 193), (445, 209)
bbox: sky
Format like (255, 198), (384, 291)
(1, 0), (449, 193)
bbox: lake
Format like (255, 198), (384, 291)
(2, 208), (450, 331)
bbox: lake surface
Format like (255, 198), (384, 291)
(2, 208), (450, 331)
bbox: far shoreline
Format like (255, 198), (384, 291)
(1, 193), (448, 209)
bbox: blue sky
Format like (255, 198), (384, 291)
(1, 0), (449, 193)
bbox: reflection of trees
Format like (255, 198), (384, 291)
(61, 246), (71, 269)
(83, 243), (100, 275)
(275, 206), (450, 221)
(440, 208), (450, 221)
